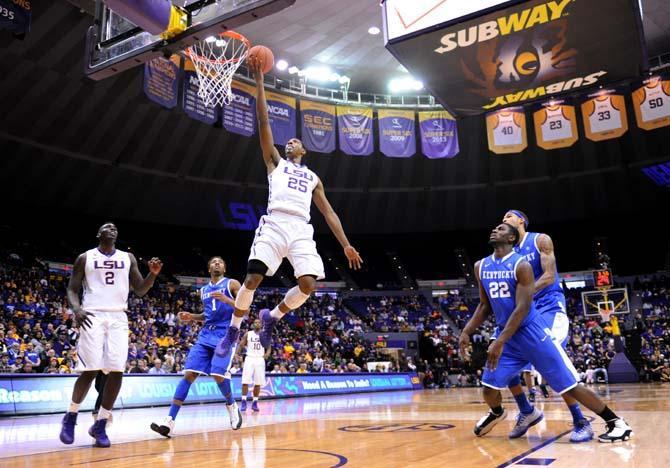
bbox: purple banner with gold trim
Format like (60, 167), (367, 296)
(337, 106), (374, 156)
(378, 109), (415, 158)
(301, 100), (336, 154)
(419, 111), (459, 159)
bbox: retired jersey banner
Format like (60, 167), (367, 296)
(632, 77), (670, 131)
(385, 0), (647, 116)
(337, 106), (374, 156)
(266, 91), (297, 146)
(533, 103), (579, 150)
(0, 0), (31, 35)
(223, 81), (256, 137)
(144, 56), (179, 110)
(419, 111), (459, 159)
(183, 60), (218, 124)
(581, 92), (628, 142)
(486, 108), (528, 154)
(301, 100), (336, 154)
(378, 109), (416, 158)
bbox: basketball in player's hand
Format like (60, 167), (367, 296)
(248, 45), (274, 74)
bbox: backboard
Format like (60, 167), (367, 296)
(84, 0), (295, 80)
(581, 287), (630, 319)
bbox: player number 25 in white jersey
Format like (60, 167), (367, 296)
(267, 158), (319, 222)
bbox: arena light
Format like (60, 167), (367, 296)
(389, 77), (423, 93)
(304, 66), (334, 82)
(368, 26), (381, 35)
(276, 59), (289, 71)
(288, 66), (300, 75)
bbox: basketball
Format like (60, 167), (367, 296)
(248, 45), (274, 74)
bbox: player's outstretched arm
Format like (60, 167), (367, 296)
(313, 179), (363, 270)
(129, 254), (162, 297)
(249, 57), (281, 172)
(210, 279), (241, 307)
(67, 253), (94, 330)
(535, 234), (557, 293)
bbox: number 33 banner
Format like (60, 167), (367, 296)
(581, 92), (628, 142)
(533, 103), (579, 150)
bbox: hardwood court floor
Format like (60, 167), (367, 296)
(1, 384), (668, 467)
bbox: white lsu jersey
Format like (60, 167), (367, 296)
(540, 106), (573, 142)
(492, 112), (523, 145)
(639, 82), (670, 123)
(246, 330), (265, 358)
(81, 248), (131, 312)
(588, 96), (623, 133)
(267, 158), (319, 222)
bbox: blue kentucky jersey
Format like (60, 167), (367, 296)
(514, 232), (563, 302)
(479, 251), (539, 330)
(200, 277), (234, 330)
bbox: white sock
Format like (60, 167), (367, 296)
(253, 397), (258, 402)
(69, 401), (80, 413)
(231, 315), (244, 329)
(270, 306), (285, 320)
(242, 395), (247, 401)
(97, 407), (112, 420)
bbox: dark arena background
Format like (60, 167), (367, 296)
(1, 1), (669, 467)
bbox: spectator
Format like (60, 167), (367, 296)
(149, 358), (166, 374)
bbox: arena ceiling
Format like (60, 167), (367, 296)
(0, 1), (669, 234)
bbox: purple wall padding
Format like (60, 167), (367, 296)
(608, 353), (638, 383)
(106, 0), (172, 35)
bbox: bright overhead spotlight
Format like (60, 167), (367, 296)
(389, 77), (424, 93)
(413, 80), (424, 91)
(329, 72), (341, 82)
(368, 26), (381, 35)
(338, 75), (351, 84)
(288, 66), (300, 75)
(215, 39), (227, 47)
(304, 66), (332, 82)
(276, 59), (289, 71)
(205, 36), (217, 43)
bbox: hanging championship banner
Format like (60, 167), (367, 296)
(378, 109), (416, 158)
(301, 100), (336, 154)
(266, 91), (297, 146)
(182, 59), (219, 124)
(337, 106), (374, 156)
(485, 108), (528, 154)
(632, 76), (670, 131)
(222, 81), (257, 136)
(143, 56), (179, 110)
(418, 111), (459, 159)
(580, 92), (628, 142)
(0, 0), (31, 36)
(533, 103), (579, 150)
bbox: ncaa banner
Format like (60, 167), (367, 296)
(266, 90), (297, 146)
(418, 111), (460, 159)
(533, 102), (579, 150)
(143, 56), (179, 110)
(486, 107), (528, 154)
(337, 106), (374, 156)
(223, 81), (257, 137)
(0, 0), (31, 36)
(385, 0), (647, 116)
(301, 100), (336, 154)
(182, 59), (218, 124)
(580, 91), (628, 142)
(378, 109), (416, 158)
(632, 76), (670, 131)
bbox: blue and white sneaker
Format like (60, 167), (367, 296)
(59, 412), (78, 445)
(88, 419), (111, 447)
(215, 326), (240, 358)
(570, 419), (595, 443)
(508, 407), (544, 439)
(259, 308), (277, 349)
(226, 401), (243, 430)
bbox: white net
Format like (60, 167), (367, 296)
(185, 31), (250, 108)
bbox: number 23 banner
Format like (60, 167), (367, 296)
(533, 103), (579, 150)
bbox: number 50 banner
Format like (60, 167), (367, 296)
(418, 111), (459, 159)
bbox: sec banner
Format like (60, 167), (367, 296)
(533, 103), (579, 150)
(266, 91), (297, 146)
(486, 107), (528, 154)
(419, 111), (459, 159)
(223, 81), (257, 137)
(581, 92), (628, 142)
(301, 100), (336, 154)
(632, 77), (670, 131)
(337, 106), (374, 156)
(378, 109), (416, 158)
(386, 0), (647, 116)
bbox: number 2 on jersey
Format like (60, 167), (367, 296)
(489, 281), (511, 298)
(105, 272), (115, 285)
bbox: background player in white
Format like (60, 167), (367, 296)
(237, 319), (270, 412)
(216, 57), (363, 359)
(59, 223), (162, 448)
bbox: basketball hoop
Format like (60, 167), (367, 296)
(184, 31), (250, 108)
(597, 303), (613, 323)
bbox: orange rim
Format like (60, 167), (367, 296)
(185, 30), (251, 65)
